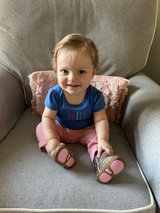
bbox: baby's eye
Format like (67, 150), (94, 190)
(61, 70), (68, 74)
(79, 70), (86, 74)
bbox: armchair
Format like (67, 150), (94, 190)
(0, 1), (159, 213)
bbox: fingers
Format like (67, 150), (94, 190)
(97, 148), (103, 158)
(45, 139), (60, 158)
(97, 143), (114, 158)
(45, 143), (54, 157)
(105, 147), (113, 156)
(50, 150), (55, 158)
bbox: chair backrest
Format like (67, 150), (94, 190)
(0, 0), (158, 105)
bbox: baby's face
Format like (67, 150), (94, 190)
(56, 50), (98, 97)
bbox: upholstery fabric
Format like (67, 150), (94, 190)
(0, 107), (156, 212)
(29, 71), (129, 123)
(0, 68), (25, 142)
(121, 72), (160, 212)
(0, 0), (157, 105)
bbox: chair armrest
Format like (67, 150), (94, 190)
(121, 72), (160, 210)
(0, 68), (26, 142)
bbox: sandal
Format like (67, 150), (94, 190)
(94, 152), (126, 183)
(53, 143), (76, 168)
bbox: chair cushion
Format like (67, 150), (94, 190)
(0, 107), (156, 212)
(29, 71), (129, 123)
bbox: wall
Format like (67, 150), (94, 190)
(142, 2), (160, 85)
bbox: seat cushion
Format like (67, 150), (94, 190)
(0, 107), (156, 212)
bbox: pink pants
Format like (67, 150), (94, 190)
(36, 121), (98, 163)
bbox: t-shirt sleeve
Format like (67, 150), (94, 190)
(44, 87), (59, 111)
(92, 90), (105, 112)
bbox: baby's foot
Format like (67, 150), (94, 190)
(94, 152), (125, 183)
(52, 143), (76, 168)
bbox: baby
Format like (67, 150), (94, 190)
(36, 33), (125, 183)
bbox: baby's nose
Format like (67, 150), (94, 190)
(68, 72), (77, 81)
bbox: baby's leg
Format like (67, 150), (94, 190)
(36, 122), (75, 168)
(36, 121), (62, 152)
(79, 125), (98, 163)
(79, 126), (126, 183)
(36, 122), (47, 152)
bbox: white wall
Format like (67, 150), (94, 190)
(142, 2), (160, 85)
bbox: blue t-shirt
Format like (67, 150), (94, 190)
(45, 85), (105, 130)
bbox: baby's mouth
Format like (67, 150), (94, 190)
(67, 84), (80, 88)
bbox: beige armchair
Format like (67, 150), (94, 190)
(0, 1), (159, 212)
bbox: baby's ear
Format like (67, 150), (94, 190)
(93, 67), (99, 77)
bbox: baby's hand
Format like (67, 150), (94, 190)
(45, 139), (60, 158)
(97, 140), (113, 157)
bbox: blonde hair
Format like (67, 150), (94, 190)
(52, 33), (99, 71)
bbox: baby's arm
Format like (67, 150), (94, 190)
(94, 109), (113, 157)
(42, 107), (60, 157)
